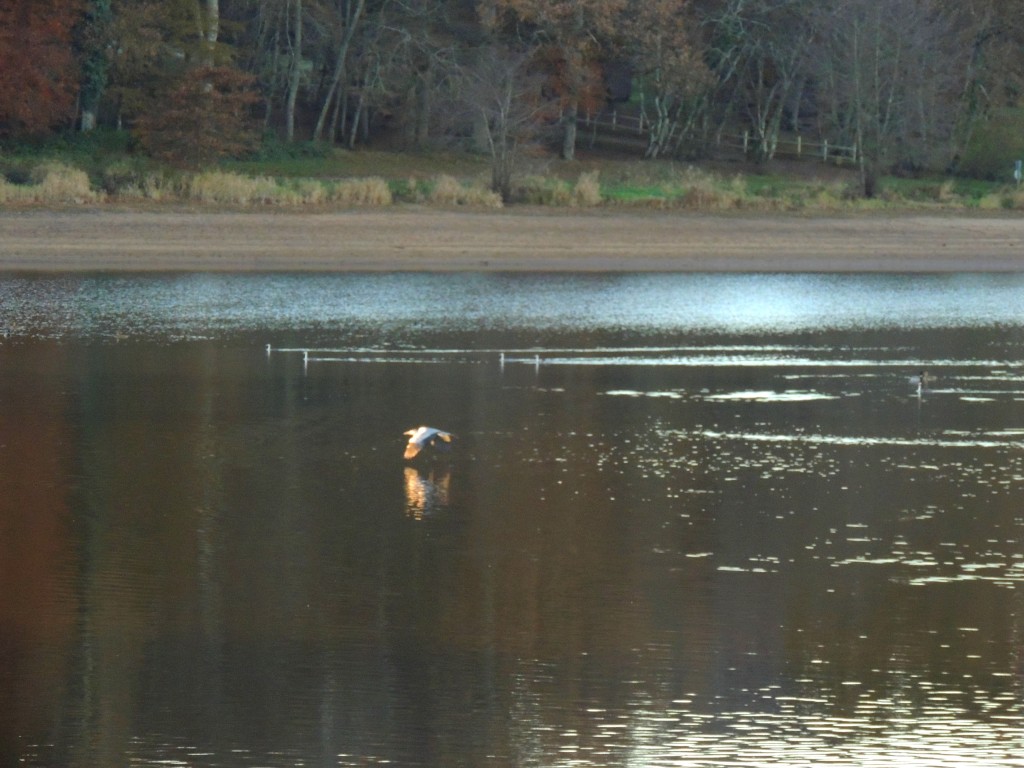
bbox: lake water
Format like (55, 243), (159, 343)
(1, 273), (1023, 768)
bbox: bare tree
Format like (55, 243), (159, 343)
(495, 0), (624, 160)
(376, 0), (462, 150)
(284, 0), (303, 140)
(313, 0), (367, 141)
(692, 0), (817, 162)
(625, 0), (712, 159)
(79, 0), (114, 132)
(201, 0), (219, 49)
(739, 0), (814, 162)
(458, 46), (553, 200)
(939, 0), (1024, 174)
(810, 0), (968, 195)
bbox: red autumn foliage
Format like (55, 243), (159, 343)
(496, 0), (625, 108)
(134, 66), (261, 167)
(0, 0), (84, 136)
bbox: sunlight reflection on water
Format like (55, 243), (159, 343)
(4, 272), (1024, 339)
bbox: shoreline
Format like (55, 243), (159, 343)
(2, 208), (1024, 272)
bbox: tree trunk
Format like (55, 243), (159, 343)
(561, 100), (577, 160)
(201, 0), (219, 65)
(79, 0), (112, 132)
(328, 82), (346, 142)
(645, 94), (676, 160)
(348, 94), (364, 149)
(415, 73), (431, 148)
(313, 0), (366, 142)
(205, 0), (219, 44)
(285, 0), (302, 142)
(860, 155), (879, 198)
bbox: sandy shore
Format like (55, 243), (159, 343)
(2, 208), (1024, 272)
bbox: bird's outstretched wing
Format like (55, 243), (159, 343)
(404, 427), (454, 459)
(429, 430), (453, 454)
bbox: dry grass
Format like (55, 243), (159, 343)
(184, 172), (393, 206)
(0, 162), (101, 204)
(328, 177), (393, 206)
(280, 179), (323, 204)
(428, 175), (503, 208)
(995, 188), (1024, 209)
(677, 172), (741, 210)
(573, 171), (603, 206)
(516, 175), (573, 206)
(974, 190), (1024, 210)
(515, 170), (603, 206)
(186, 171), (283, 205)
(31, 163), (100, 203)
(0, 179), (25, 204)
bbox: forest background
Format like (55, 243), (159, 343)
(3, 0), (1024, 208)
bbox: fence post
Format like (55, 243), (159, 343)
(822, 139), (828, 162)
(796, 135), (802, 157)
(611, 110), (617, 131)
(743, 131), (749, 154)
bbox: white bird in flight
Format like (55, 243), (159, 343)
(404, 426), (455, 460)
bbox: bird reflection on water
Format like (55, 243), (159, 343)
(404, 466), (452, 520)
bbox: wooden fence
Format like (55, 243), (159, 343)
(580, 110), (859, 164)
(583, 109), (648, 135)
(721, 131), (859, 164)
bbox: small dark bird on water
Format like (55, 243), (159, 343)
(404, 426), (454, 459)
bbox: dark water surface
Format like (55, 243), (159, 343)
(2, 273), (1023, 767)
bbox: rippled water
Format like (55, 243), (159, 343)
(4, 272), (1024, 338)
(1, 273), (1023, 767)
